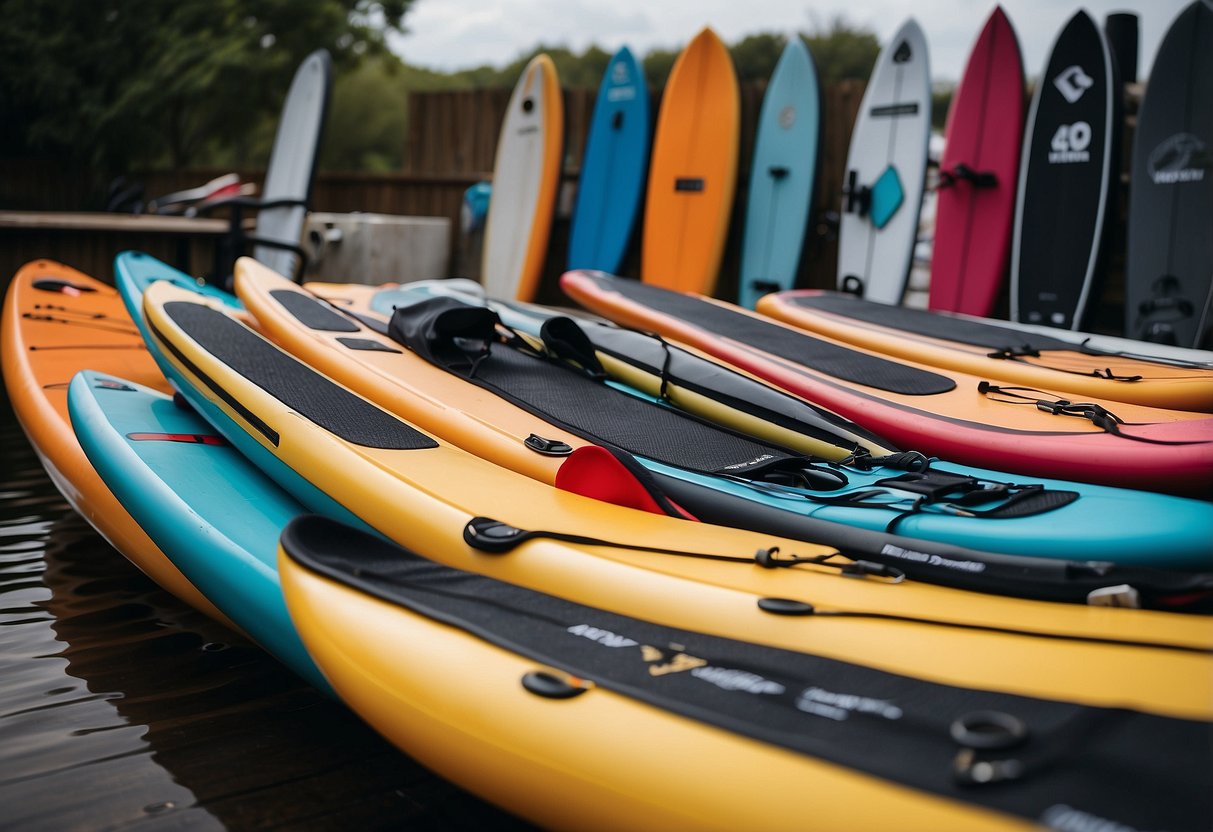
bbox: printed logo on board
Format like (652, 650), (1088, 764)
(1048, 121), (1092, 164)
(796, 686), (904, 722)
(1053, 65), (1094, 103)
(778, 105), (796, 130)
(612, 61), (630, 85)
(1148, 133), (1209, 184)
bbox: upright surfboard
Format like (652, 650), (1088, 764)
(930, 7), (1024, 317)
(1126, 0), (1213, 348)
(836, 19), (931, 304)
(738, 38), (821, 309)
(567, 46), (651, 274)
(642, 27), (740, 295)
(1011, 11), (1119, 330)
(482, 54), (564, 301)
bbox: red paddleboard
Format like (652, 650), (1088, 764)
(930, 7), (1025, 316)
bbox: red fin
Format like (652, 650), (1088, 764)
(555, 445), (697, 520)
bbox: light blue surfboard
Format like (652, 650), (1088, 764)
(67, 369), (331, 693)
(567, 46), (651, 273)
(739, 38), (821, 309)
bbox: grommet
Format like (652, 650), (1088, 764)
(524, 434), (573, 456)
(950, 710), (1028, 750)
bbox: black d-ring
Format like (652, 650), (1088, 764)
(950, 710), (1029, 750)
(522, 670), (588, 699)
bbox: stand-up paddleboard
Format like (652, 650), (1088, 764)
(738, 38), (821, 309)
(759, 289), (1213, 411)
(67, 371), (329, 692)
(567, 46), (650, 274)
(280, 516), (1213, 832)
(930, 8), (1024, 317)
(286, 273), (1213, 570)
(253, 49), (331, 280)
(837, 18), (931, 304)
(1012, 11), (1119, 330)
(1126, 0), (1213, 348)
(482, 54), (564, 301)
(642, 27), (740, 294)
(0, 260), (234, 626)
(562, 270), (1213, 497)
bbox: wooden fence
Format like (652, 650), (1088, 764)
(0, 81), (866, 298)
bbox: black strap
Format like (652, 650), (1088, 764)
(938, 163), (998, 189)
(976, 382), (1199, 445)
(985, 347), (1144, 383)
(461, 517), (1213, 641)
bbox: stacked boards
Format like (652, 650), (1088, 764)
(837, 18), (931, 304)
(561, 270), (1213, 497)
(930, 8), (1024, 317)
(567, 47), (651, 274)
(482, 54), (564, 301)
(0, 260), (230, 624)
(738, 38), (821, 309)
(1126, 0), (1213, 348)
(758, 289), (1213, 411)
(1011, 11), (1119, 330)
(642, 27), (740, 294)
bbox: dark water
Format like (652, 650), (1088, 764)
(0, 396), (530, 831)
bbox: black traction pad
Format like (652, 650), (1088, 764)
(270, 289), (359, 332)
(581, 275), (956, 395)
(282, 514), (1212, 832)
(464, 344), (808, 476)
(160, 301), (437, 451)
(785, 293), (1080, 353)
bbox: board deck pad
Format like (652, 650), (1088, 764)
(930, 7), (1025, 317)
(642, 27), (740, 295)
(1012, 10), (1119, 330)
(482, 54), (564, 301)
(836, 18), (931, 304)
(282, 514), (1213, 832)
(567, 46), (650, 274)
(1125, 0), (1213, 348)
(738, 38), (821, 309)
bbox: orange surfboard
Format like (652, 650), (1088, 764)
(642, 27), (740, 294)
(1, 260), (232, 625)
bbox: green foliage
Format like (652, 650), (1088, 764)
(0, 0), (412, 172)
(0, 6), (885, 177)
(802, 16), (880, 84)
(730, 32), (788, 83)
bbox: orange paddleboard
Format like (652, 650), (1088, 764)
(1, 259), (232, 626)
(642, 27), (740, 294)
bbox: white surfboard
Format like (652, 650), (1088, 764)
(481, 54), (564, 301)
(836, 19), (931, 305)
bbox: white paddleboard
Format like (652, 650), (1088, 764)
(482, 54), (564, 301)
(836, 19), (931, 305)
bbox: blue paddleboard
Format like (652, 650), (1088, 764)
(67, 370), (330, 693)
(739, 38), (821, 309)
(567, 46), (651, 273)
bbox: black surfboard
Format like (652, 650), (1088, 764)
(1011, 10), (1120, 331)
(1125, 0), (1213, 349)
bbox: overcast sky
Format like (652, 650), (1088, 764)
(388, 0), (1192, 83)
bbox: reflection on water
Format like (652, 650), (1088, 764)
(0, 396), (529, 830)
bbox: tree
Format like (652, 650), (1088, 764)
(0, 0), (412, 173)
(802, 16), (880, 84)
(730, 33), (787, 83)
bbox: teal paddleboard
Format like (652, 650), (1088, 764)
(67, 369), (330, 693)
(739, 38), (821, 309)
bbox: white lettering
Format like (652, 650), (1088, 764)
(566, 624), (638, 649)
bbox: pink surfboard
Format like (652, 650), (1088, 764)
(930, 7), (1025, 316)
